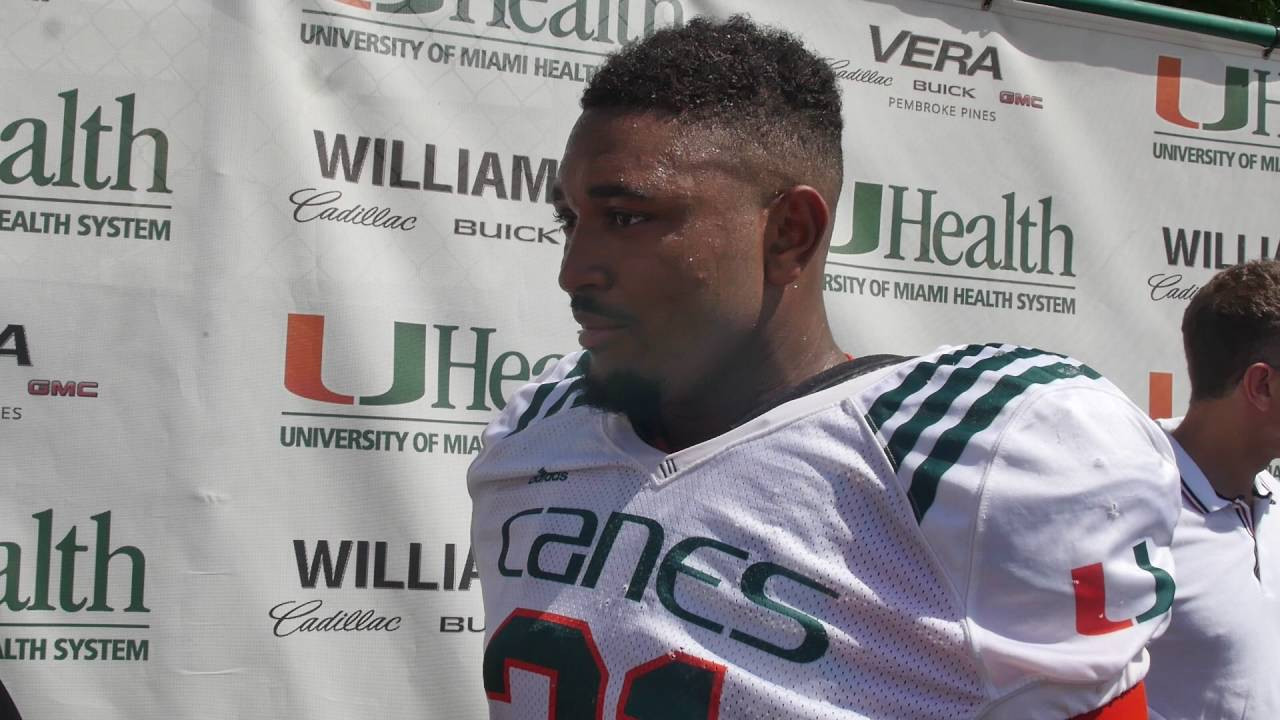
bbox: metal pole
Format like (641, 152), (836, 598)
(1013, 0), (1280, 53)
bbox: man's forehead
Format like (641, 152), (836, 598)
(555, 110), (742, 200)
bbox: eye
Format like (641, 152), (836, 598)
(607, 211), (646, 227)
(552, 208), (577, 232)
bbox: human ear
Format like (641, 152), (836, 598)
(1240, 362), (1276, 412)
(762, 185), (830, 287)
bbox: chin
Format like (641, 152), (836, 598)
(583, 348), (637, 381)
(579, 360), (662, 420)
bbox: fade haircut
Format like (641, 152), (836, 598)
(1182, 260), (1280, 401)
(581, 15), (844, 203)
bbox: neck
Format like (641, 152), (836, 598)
(647, 317), (846, 451)
(1172, 401), (1264, 499)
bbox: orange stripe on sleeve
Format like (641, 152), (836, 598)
(1069, 682), (1147, 720)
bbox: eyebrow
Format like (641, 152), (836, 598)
(588, 183), (651, 200)
(551, 183), (653, 203)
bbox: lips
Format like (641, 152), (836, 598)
(571, 310), (630, 349)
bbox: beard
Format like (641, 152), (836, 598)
(578, 355), (665, 441)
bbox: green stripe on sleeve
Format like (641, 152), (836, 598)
(508, 355), (589, 436)
(542, 377), (586, 420)
(865, 343), (998, 444)
(907, 361), (1100, 521)
(885, 346), (1047, 469)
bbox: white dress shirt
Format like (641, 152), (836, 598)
(1147, 417), (1280, 720)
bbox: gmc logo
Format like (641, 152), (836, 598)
(999, 91), (1043, 109)
(28, 380), (98, 398)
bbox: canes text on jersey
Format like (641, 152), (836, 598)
(497, 506), (838, 663)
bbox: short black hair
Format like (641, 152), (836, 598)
(1182, 260), (1280, 400)
(581, 15), (843, 199)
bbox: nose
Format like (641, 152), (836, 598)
(557, 229), (612, 294)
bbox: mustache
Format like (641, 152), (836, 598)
(569, 295), (636, 324)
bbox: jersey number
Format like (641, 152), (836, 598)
(483, 608), (726, 719)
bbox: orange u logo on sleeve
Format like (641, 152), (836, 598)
(1071, 541), (1175, 636)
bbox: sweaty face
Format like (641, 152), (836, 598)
(554, 110), (771, 409)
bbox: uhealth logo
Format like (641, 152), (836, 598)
(0, 510), (148, 614)
(1156, 55), (1278, 135)
(327, 0), (684, 45)
(0, 89), (170, 194)
(0, 510), (152, 664)
(284, 313), (560, 410)
(828, 182), (1076, 277)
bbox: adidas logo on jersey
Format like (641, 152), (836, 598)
(528, 468), (569, 484)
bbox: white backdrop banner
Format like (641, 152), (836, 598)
(1, 0), (1277, 716)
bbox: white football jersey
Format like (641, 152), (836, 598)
(468, 344), (1181, 719)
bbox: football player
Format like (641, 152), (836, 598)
(469, 16), (1180, 719)
(1145, 261), (1280, 720)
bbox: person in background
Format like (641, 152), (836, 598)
(1146, 260), (1280, 720)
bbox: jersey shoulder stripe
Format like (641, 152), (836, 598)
(879, 345), (1058, 472)
(864, 342), (1003, 432)
(507, 352), (589, 437)
(860, 344), (1101, 521)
